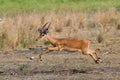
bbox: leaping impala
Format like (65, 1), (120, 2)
(30, 22), (102, 63)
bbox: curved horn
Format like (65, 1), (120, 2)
(38, 22), (49, 32)
(41, 22), (49, 29)
(45, 22), (51, 30)
(38, 22), (51, 34)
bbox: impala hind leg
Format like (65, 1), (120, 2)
(81, 50), (99, 63)
(86, 50), (100, 64)
(89, 53), (99, 63)
(93, 48), (102, 63)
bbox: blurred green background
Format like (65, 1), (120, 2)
(0, 0), (120, 15)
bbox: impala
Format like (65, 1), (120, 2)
(30, 22), (102, 63)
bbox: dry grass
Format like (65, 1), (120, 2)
(0, 8), (119, 52)
(97, 29), (104, 43)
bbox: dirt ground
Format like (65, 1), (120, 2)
(0, 46), (120, 80)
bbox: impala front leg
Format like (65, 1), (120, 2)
(30, 46), (61, 61)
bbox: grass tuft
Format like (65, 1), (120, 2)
(97, 30), (104, 43)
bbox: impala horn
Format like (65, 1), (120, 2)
(38, 22), (51, 34)
(45, 22), (51, 31)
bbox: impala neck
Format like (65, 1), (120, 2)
(45, 34), (58, 47)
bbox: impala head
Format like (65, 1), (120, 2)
(36, 22), (51, 41)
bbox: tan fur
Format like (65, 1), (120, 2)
(30, 34), (102, 64)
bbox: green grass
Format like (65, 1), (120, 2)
(0, 0), (120, 15)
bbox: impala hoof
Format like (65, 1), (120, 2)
(39, 58), (42, 61)
(30, 57), (34, 60)
(98, 59), (103, 63)
(95, 60), (99, 64)
(95, 59), (102, 64)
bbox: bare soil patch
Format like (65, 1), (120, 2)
(0, 48), (120, 80)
